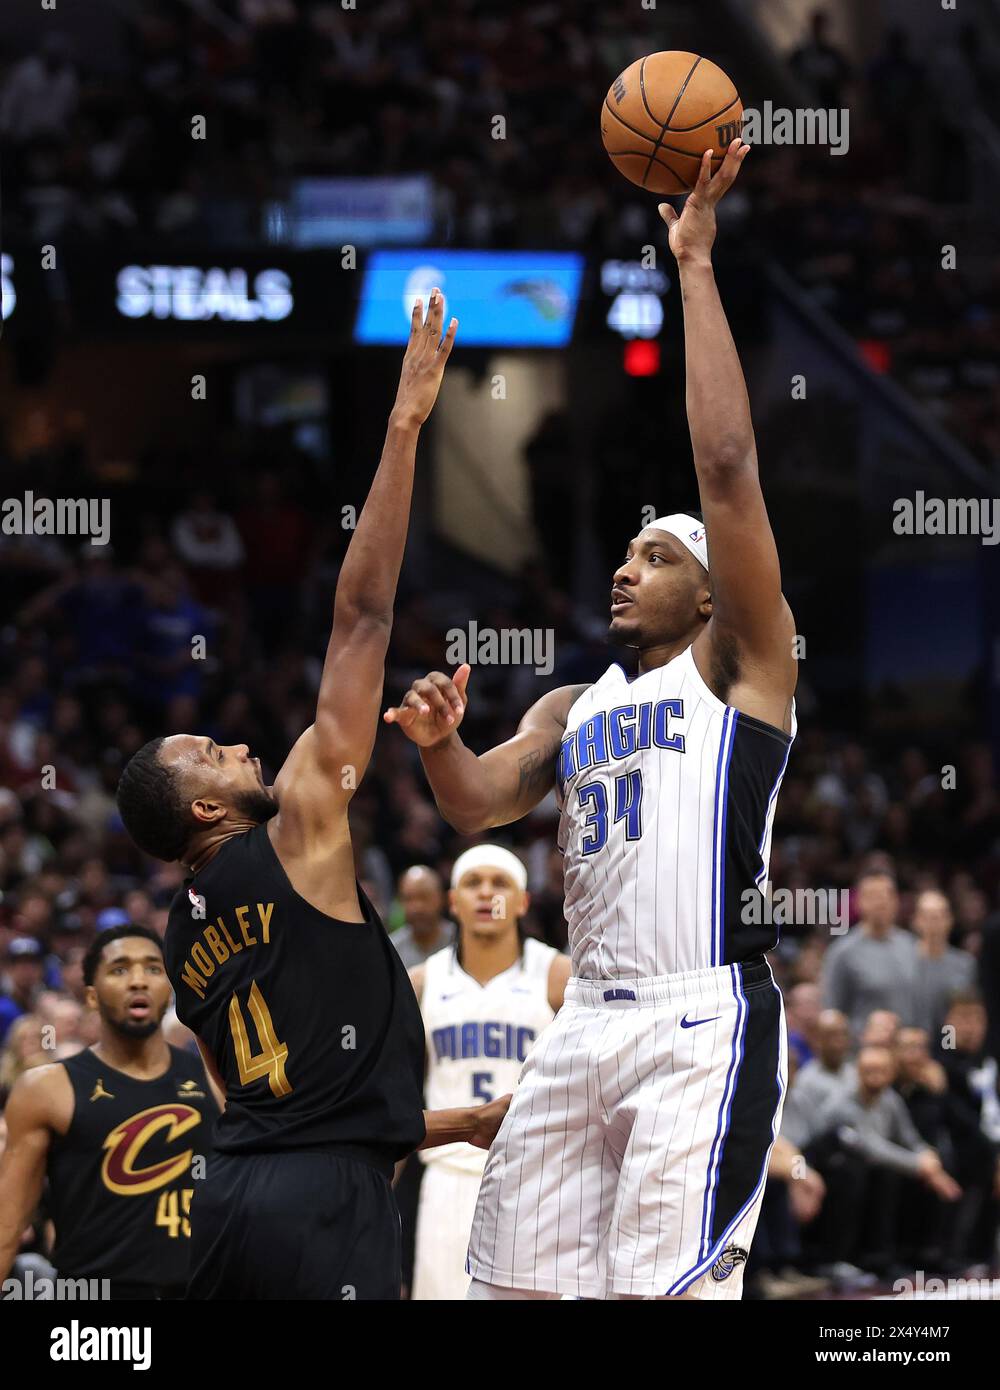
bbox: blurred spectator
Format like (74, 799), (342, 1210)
(939, 995), (1000, 1268)
(0, 31), (79, 144)
(170, 493), (246, 601)
(911, 890), (977, 1041)
(781, 1009), (854, 1151)
(0, 1014), (47, 1105)
(789, 10), (852, 108)
(821, 871), (918, 1037)
(784, 981), (821, 1071)
(859, 1010), (901, 1050)
(390, 866), (454, 969)
(812, 1045), (959, 1280)
(0, 938), (46, 1045)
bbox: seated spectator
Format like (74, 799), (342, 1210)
(747, 1135), (830, 1300)
(781, 1008), (854, 1152)
(784, 981), (821, 1071)
(811, 1045), (960, 1281)
(939, 994), (1000, 1270)
(895, 1026), (952, 1267)
(859, 1009), (900, 1049)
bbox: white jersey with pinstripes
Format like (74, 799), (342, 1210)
(419, 937), (558, 1172)
(555, 645), (795, 981)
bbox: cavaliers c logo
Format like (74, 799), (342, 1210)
(101, 1104), (201, 1196)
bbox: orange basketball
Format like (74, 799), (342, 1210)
(601, 51), (742, 195)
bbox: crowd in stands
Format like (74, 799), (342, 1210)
(2, 4), (999, 467)
(2, 1), (999, 1296)
(1, 443), (999, 1292)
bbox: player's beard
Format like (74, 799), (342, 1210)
(232, 786), (279, 824)
(105, 1012), (161, 1040)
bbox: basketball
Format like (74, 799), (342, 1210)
(601, 51), (743, 194)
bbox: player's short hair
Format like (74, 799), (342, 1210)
(83, 925), (164, 987)
(116, 737), (193, 861)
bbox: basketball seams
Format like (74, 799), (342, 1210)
(668, 91), (742, 135)
(601, 110), (688, 193)
(604, 54), (741, 194)
(604, 98), (728, 167)
(603, 97), (661, 146)
(641, 54), (701, 190)
(637, 56), (656, 125)
(662, 55), (703, 128)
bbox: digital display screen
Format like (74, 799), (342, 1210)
(354, 250), (584, 347)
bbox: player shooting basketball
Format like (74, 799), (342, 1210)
(115, 292), (512, 1301)
(386, 139), (798, 1300)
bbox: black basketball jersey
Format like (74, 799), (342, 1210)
(48, 1045), (219, 1286)
(163, 822), (426, 1168)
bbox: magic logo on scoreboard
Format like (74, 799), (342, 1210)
(355, 250), (584, 347)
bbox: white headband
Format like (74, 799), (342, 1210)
(450, 845), (528, 891)
(646, 514), (709, 572)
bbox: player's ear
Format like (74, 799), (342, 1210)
(190, 797), (226, 826)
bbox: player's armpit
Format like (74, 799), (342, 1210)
(0, 1067), (63, 1280)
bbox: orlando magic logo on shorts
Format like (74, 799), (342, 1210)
(711, 1244), (748, 1283)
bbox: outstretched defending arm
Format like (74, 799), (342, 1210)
(274, 292), (457, 822)
(660, 141), (796, 728)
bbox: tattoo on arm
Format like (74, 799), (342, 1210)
(517, 741), (557, 800)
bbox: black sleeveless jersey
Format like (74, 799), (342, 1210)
(163, 823), (426, 1168)
(48, 1045), (219, 1285)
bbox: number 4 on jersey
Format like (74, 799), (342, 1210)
(228, 981), (292, 1097)
(578, 770), (643, 853)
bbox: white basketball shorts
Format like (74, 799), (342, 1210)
(466, 957), (786, 1299)
(413, 1161), (484, 1301)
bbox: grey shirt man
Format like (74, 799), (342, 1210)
(781, 1058), (856, 1149)
(821, 926), (919, 1036)
(819, 1084), (927, 1177)
(390, 919), (455, 970)
(912, 947), (976, 1040)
